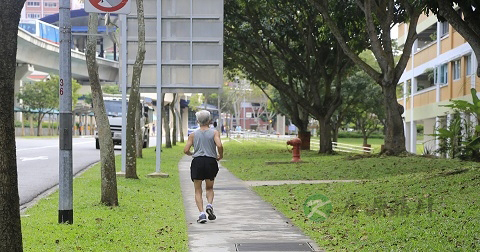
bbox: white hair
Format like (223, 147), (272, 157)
(195, 110), (211, 126)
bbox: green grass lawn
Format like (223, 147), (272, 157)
(21, 144), (189, 252)
(222, 140), (473, 181)
(221, 141), (480, 251)
(330, 137), (424, 154)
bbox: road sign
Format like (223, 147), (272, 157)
(85, 0), (131, 14)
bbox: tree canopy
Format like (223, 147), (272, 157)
(17, 75), (81, 112)
(225, 0), (369, 152)
(312, 0), (423, 155)
(16, 75), (81, 136)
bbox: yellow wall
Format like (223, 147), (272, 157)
(406, 97), (411, 110)
(414, 44), (436, 67)
(440, 36), (451, 54)
(413, 89), (436, 108)
(441, 85), (450, 101)
(452, 30), (465, 48)
(406, 58), (412, 70)
(476, 76), (480, 91)
(398, 23), (405, 38)
(451, 79), (465, 99)
(465, 76), (472, 87)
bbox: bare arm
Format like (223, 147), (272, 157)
(214, 130), (223, 161)
(183, 133), (194, 156)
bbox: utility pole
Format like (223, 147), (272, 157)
(58, 0), (73, 224)
(243, 93), (246, 131)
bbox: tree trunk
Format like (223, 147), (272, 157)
(125, 0), (146, 179)
(135, 103), (143, 158)
(298, 131), (311, 150)
(362, 132), (368, 146)
(163, 102), (172, 148)
(332, 125), (340, 143)
(174, 96), (184, 143)
(37, 115), (42, 136)
(0, 1), (25, 250)
(382, 83), (406, 155)
(318, 117), (333, 153)
(29, 114), (34, 136)
(170, 93), (177, 146)
(86, 13), (118, 206)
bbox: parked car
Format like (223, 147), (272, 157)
(187, 125), (199, 136)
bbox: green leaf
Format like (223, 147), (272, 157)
(476, 125), (480, 133)
(437, 128), (452, 136)
(466, 136), (480, 147)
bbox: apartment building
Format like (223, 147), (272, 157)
(397, 12), (479, 153)
(21, 0), (83, 20)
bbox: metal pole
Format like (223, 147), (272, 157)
(218, 93), (222, 133)
(155, 0), (162, 173)
(58, 0), (73, 224)
(121, 14), (127, 173)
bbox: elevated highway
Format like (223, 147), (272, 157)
(16, 27), (119, 83)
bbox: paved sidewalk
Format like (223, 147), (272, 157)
(179, 155), (323, 252)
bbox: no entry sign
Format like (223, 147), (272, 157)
(85, 0), (131, 14)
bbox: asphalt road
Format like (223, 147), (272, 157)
(16, 136), (104, 207)
(16, 136), (158, 208)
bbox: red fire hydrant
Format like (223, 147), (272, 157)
(287, 138), (302, 162)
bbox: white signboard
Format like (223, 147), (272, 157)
(122, 0), (224, 93)
(85, 0), (131, 14)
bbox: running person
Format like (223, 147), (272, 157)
(184, 110), (223, 223)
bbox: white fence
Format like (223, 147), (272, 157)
(227, 131), (374, 154)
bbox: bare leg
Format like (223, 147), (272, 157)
(205, 179), (215, 204)
(194, 180), (204, 212)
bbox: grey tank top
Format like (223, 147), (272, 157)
(192, 128), (217, 158)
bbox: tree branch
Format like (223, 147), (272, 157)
(311, 0), (382, 83)
(394, 1), (420, 84)
(362, 0), (389, 73)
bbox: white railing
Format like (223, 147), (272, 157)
(227, 131), (374, 154)
(227, 131), (296, 144)
(309, 139), (373, 153)
(332, 142), (374, 154)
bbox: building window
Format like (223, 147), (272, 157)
(27, 13), (41, 19)
(466, 54), (473, 76)
(453, 59), (461, 80)
(436, 63), (448, 84)
(27, 1), (40, 6)
(440, 21), (449, 37)
(44, 2), (57, 7)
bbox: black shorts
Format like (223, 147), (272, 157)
(190, 156), (219, 182)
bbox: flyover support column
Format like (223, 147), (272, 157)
(15, 64), (34, 121)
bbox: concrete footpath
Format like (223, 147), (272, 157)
(178, 156), (323, 252)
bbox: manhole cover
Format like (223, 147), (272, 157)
(236, 242), (313, 251)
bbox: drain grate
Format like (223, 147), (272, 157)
(235, 242), (313, 251)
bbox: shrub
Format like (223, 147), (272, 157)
(337, 131), (384, 139)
